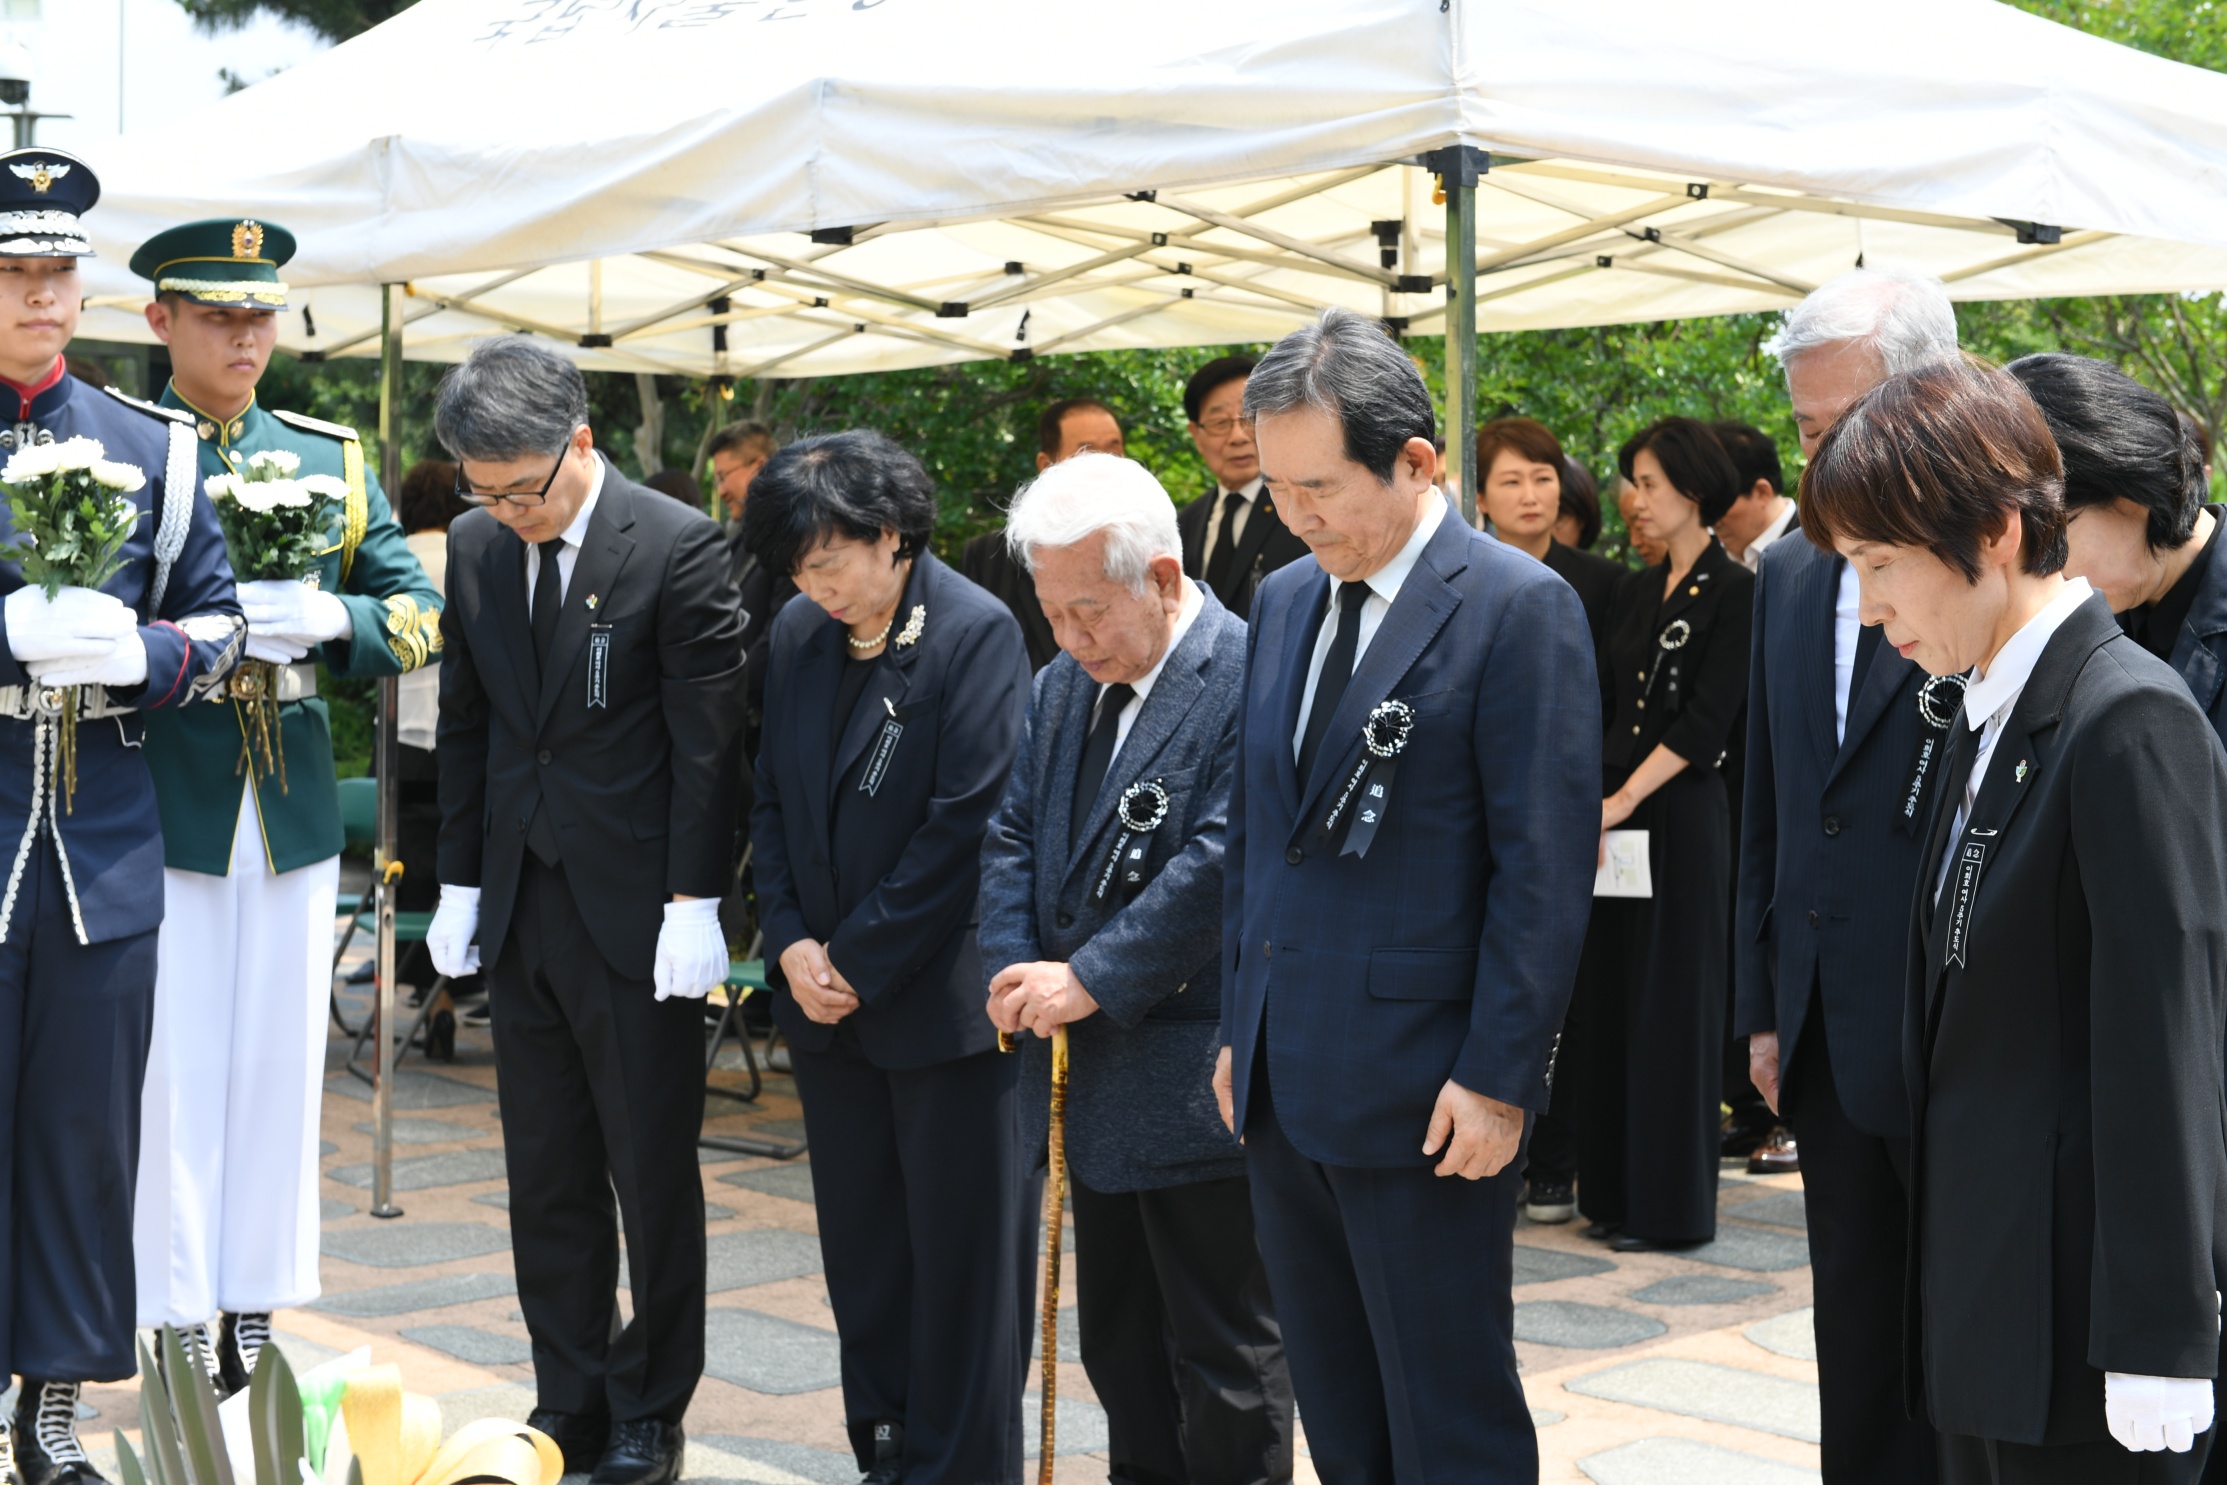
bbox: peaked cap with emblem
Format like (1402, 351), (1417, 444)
(130, 216), (296, 309)
(0, 146), (98, 257)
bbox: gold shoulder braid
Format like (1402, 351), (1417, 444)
(382, 593), (442, 671)
(339, 437), (368, 585)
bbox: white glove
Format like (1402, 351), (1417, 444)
(2105, 1372), (2215, 1453)
(5, 586), (136, 664)
(238, 579), (351, 660)
(426, 884), (483, 978)
(653, 898), (729, 1002)
(27, 627), (148, 688)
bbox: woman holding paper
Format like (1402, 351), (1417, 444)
(1568, 418), (1755, 1251)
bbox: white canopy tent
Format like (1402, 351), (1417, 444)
(72, 0), (2227, 391)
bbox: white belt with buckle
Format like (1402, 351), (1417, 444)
(214, 663), (318, 704)
(0, 685), (139, 721)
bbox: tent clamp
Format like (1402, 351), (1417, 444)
(1371, 219), (1403, 268)
(1383, 315), (1409, 338)
(1004, 261), (1024, 275)
(809, 226), (855, 246)
(1126, 190), (1157, 203)
(1996, 218), (2064, 244)
(1395, 274), (1434, 293)
(300, 350), (327, 363)
(579, 332), (613, 347)
(937, 302), (969, 318)
(1010, 346), (1034, 363)
(1179, 286), (1194, 298)
(1687, 182), (1711, 200)
(1420, 144), (1488, 187)
(1597, 255), (1615, 268)
(1150, 232), (1168, 246)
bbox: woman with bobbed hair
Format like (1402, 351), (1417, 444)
(745, 429), (1034, 1484)
(1804, 357), (2227, 1482)
(1568, 417), (1754, 1251)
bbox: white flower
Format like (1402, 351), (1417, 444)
(3, 443), (60, 483)
(205, 473), (247, 502)
(232, 481), (290, 513)
(296, 473), (348, 501)
(46, 437), (105, 474)
(88, 460), (145, 493)
(246, 450), (301, 478)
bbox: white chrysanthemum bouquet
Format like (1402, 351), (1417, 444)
(207, 449), (347, 787)
(0, 437), (148, 806)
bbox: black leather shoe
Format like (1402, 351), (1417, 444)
(1581, 1220), (1623, 1242)
(525, 1410), (610, 1476)
(861, 1420), (902, 1484)
(1747, 1127), (1800, 1176)
(588, 1421), (683, 1485)
(13, 1382), (107, 1485)
(1607, 1233), (1707, 1253)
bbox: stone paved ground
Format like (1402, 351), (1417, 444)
(81, 920), (1826, 1484)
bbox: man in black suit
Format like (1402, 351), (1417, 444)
(426, 339), (744, 1485)
(961, 397), (1125, 671)
(1735, 268), (1959, 1485)
(1177, 355), (1310, 613)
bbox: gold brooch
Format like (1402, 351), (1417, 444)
(232, 219), (265, 259)
(894, 604), (926, 648)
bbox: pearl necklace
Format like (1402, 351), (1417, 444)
(847, 614), (895, 651)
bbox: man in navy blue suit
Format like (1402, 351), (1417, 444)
(1734, 267), (1959, 1484)
(1213, 309), (1600, 1480)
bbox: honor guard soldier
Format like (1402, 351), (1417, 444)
(126, 218), (442, 1394)
(0, 151), (245, 1485)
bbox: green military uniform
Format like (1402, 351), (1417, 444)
(143, 390), (441, 872)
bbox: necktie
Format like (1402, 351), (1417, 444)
(1071, 683), (1136, 831)
(1926, 720), (1983, 922)
(1203, 490), (1244, 601)
(1297, 581), (1370, 788)
(531, 538), (565, 675)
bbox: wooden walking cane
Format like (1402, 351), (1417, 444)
(999, 1023), (1070, 1483)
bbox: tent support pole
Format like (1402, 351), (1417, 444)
(1430, 147), (1486, 525)
(371, 281), (405, 1220)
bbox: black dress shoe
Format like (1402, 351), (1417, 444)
(1581, 1220), (1623, 1242)
(589, 1421), (683, 1485)
(1607, 1233), (1708, 1253)
(525, 1409), (610, 1476)
(860, 1421), (901, 1484)
(1747, 1127), (1800, 1176)
(13, 1383), (107, 1485)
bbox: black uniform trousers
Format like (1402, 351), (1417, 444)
(1783, 986), (1935, 1484)
(789, 1033), (1027, 1484)
(1243, 1070), (1533, 1484)
(489, 857), (707, 1425)
(1067, 1172), (1294, 1485)
(1569, 769), (1726, 1242)
(1942, 1434), (2212, 1484)
(0, 837), (156, 1382)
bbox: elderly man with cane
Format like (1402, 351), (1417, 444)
(981, 452), (1295, 1484)
(424, 339), (743, 1485)
(1214, 309), (1599, 1479)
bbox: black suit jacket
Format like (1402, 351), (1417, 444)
(437, 456), (746, 979)
(1541, 540), (1624, 645)
(1734, 536), (1932, 1137)
(960, 530), (1058, 672)
(731, 526), (798, 747)
(1178, 482), (1311, 615)
(751, 552), (1031, 1069)
(1903, 594), (2227, 1444)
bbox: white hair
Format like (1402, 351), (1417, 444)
(1768, 267), (1958, 376)
(1003, 452), (1181, 594)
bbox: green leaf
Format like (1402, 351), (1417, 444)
(246, 1336), (305, 1485)
(137, 1335), (191, 1485)
(160, 1324), (236, 1485)
(116, 1432), (151, 1485)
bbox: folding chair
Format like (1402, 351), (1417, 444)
(332, 778), (448, 1083)
(698, 959), (806, 1161)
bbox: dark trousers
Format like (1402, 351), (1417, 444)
(1068, 1173), (1294, 1485)
(1942, 1433), (2212, 1484)
(489, 858), (707, 1424)
(1524, 1025), (1575, 1189)
(1783, 992), (1935, 1485)
(790, 1034), (1027, 1485)
(1243, 1079), (1533, 1484)
(0, 839), (155, 1382)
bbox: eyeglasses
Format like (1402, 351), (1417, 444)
(455, 440), (574, 508)
(1192, 415), (1254, 439)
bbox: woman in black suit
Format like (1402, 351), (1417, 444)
(1570, 418), (1754, 1251)
(745, 431), (1034, 1485)
(1804, 358), (2227, 1484)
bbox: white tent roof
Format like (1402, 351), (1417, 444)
(72, 0), (2227, 376)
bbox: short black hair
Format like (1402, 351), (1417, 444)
(1559, 456), (1602, 549)
(1710, 421), (1785, 498)
(644, 468), (703, 507)
(2006, 353), (2207, 552)
(707, 420), (775, 463)
(741, 429), (937, 580)
(1184, 355), (1256, 424)
(1623, 417), (1743, 526)
(1243, 310), (1435, 486)
(1036, 398), (1120, 459)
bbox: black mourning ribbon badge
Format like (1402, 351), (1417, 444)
(1319, 699), (1414, 859)
(1900, 673), (1968, 835)
(1092, 778), (1171, 905)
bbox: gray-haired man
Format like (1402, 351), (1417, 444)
(979, 453), (1294, 1482)
(1735, 267), (1958, 1484)
(424, 338), (744, 1485)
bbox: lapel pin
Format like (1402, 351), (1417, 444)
(884, 697), (897, 718)
(2015, 759), (2028, 782)
(585, 594), (599, 610)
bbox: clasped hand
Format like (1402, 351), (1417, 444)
(779, 938), (860, 1024)
(237, 578), (351, 663)
(5, 585), (147, 688)
(986, 961), (1100, 1039)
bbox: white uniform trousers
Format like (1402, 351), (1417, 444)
(134, 788), (340, 1326)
